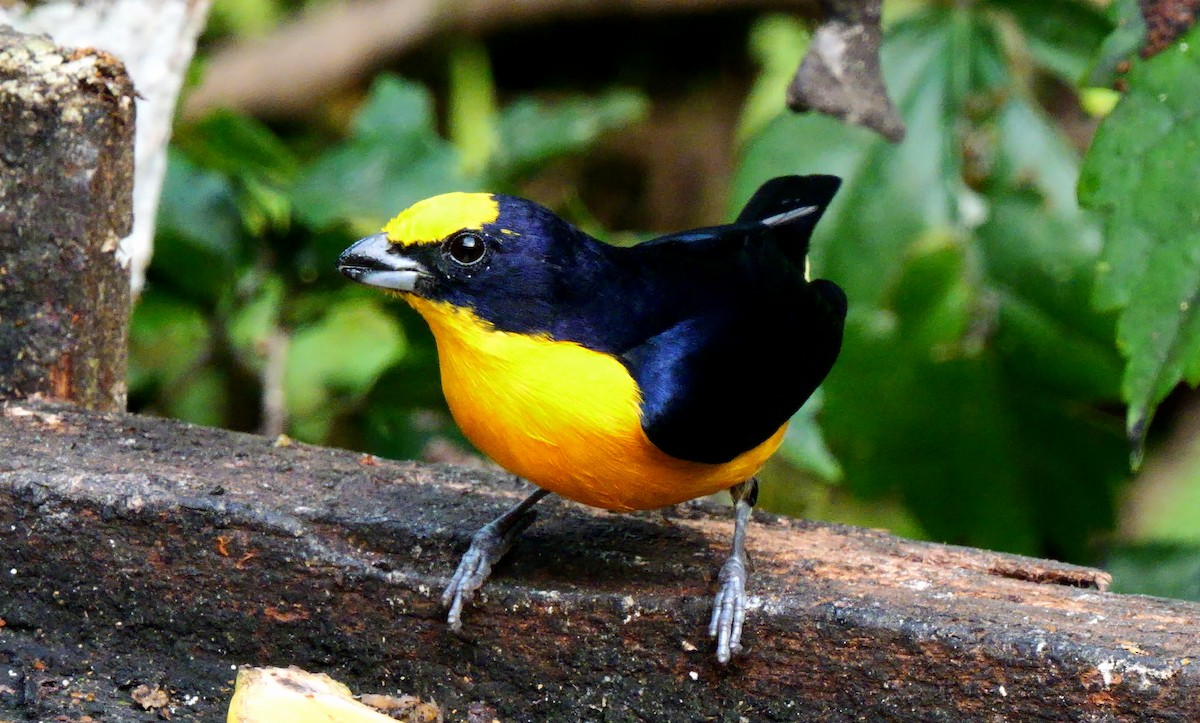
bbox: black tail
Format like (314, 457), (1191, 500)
(736, 175), (841, 266)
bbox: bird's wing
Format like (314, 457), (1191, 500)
(621, 275), (845, 465)
(615, 174), (846, 465)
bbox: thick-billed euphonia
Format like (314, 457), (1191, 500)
(337, 175), (845, 663)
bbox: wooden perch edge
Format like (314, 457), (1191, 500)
(3, 400), (1200, 721)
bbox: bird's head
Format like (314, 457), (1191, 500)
(337, 192), (600, 332)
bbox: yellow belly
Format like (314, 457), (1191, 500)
(407, 297), (784, 511)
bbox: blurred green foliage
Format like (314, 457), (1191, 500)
(1108, 543), (1200, 600)
(133, 0), (1200, 593)
(738, 2), (1127, 559)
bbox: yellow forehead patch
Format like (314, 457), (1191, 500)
(382, 192), (499, 247)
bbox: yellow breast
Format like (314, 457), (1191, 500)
(406, 297), (784, 511)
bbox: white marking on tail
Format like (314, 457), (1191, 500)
(761, 205), (818, 227)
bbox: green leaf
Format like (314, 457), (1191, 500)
(167, 367), (232, 428)
(1086, 0), (1146, 87)
(175, 110), (299, 185)
(128, 290), (229, 428)
(171, 111), (297, 237)
(738, 14), (809, 144)
(735, 7), (1127, 558)
(757, 459), (925, 540)
(356, 306), (454, 460)
(985, 0), (1112, 84)
(227, 274), (285, 372)
(828, 236), (1047, 554)
(977, 191), (1120, 401)
(362, 355), (458, 461)
(128, 290), (212, 394)
(153, 151), (243, 304)
(292, 75), (469, 232)
(208, 0), (282, 37)
(292, 75), (644, 233)
(285, 296), (407, 442)
(1079, 25), (1200, 451)
(489, 90), (648, 182)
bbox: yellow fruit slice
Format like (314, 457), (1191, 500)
(227, 666), (405, 723)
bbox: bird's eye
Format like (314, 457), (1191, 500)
(445, 232), (487, 266)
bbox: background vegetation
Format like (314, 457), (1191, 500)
(132, 0), (1200, 599)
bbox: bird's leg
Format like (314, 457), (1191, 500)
(443, 487), (550, 631)
(709, 477), (758, 664)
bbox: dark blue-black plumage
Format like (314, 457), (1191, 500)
(409, 175), (847, 465)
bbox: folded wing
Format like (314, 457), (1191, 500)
(620, 175), (846, 464)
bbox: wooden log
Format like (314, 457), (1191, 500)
(2, 399), (1199, 721)
(0, 27), (134, 410)
(1, 0), (215, 294)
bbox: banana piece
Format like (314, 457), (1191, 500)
(227, 666), (422, 723)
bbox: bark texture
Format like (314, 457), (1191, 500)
(0, 26), (134, 410)
(3, 399), (1200, 721)
(1, 0), (215, 293)
(788, 0), (905, 141)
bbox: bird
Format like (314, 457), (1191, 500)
(337, 175), (846, 663)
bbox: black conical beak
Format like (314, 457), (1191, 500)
(337, 233), (429, 293)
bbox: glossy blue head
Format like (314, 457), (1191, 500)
(337, 193), (621, 338)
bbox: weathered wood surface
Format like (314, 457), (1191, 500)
(1, 0), (213, 294)
(2, 399), (1199, 721)
(0, 27), (134, 410)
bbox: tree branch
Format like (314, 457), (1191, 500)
(3, 399), (1199, 720)
(181, 0), (813, 121)
(788, 0), (905, 141)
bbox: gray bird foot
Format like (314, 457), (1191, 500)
(442, 513), (536, 630)
(442, 489), (547, 631)
(709, 477), (757, 663)
(708, 553), (748, 664)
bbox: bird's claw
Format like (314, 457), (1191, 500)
(442, 510), (538, 631)
(442, 536), (493, 632)
(708, 554), (748, 664)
